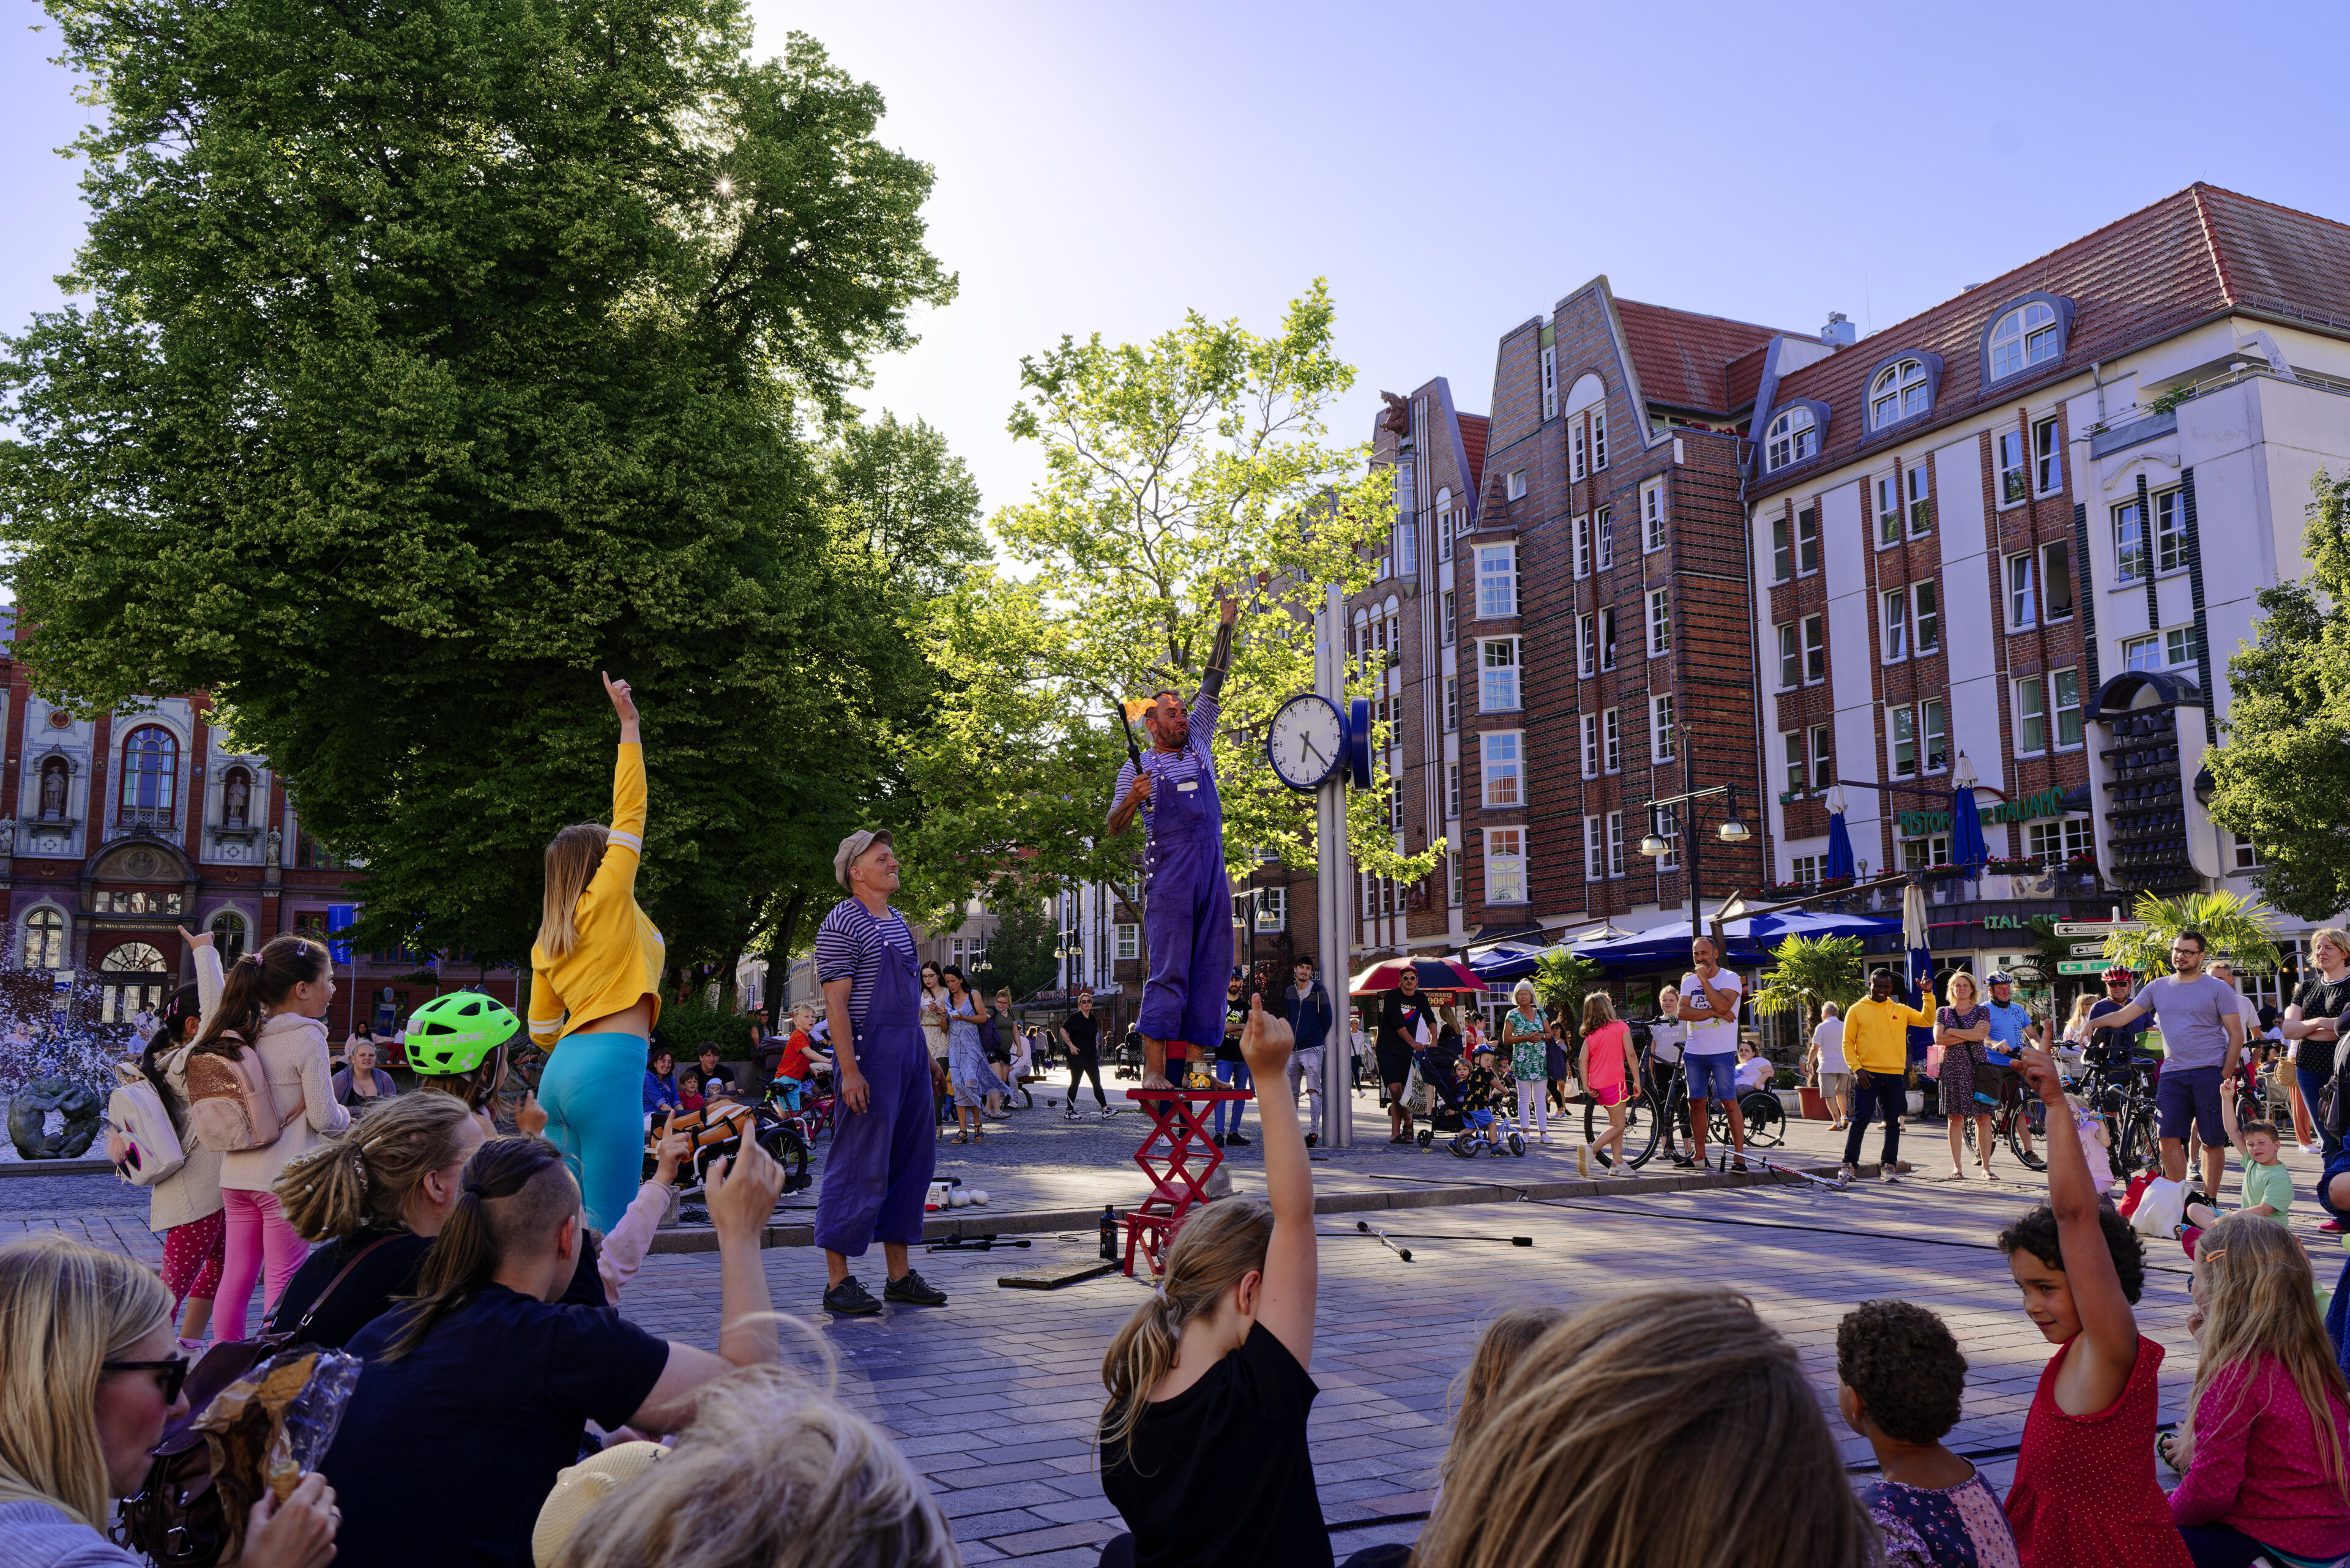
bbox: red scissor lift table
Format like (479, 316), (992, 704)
(1120, 1088), (1254, 1277)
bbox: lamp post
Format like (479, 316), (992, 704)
(1638, 723), (1752, 943)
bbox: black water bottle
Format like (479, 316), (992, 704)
(1099, 1204), (1118, 1262)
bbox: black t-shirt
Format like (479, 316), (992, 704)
(2297, 974), (2350, 1080)
(1063, 1012), (1099, 1057)
(697, 1061), (739, 1094)
(326, 1282), (669, 1568)
(1101, 1322), (1331, 1568)
(269, 1226), (608, 1350)
(1218, 995), (1248, 1063)
(1377, 990), (1430, 1056)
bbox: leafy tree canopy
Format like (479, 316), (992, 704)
(2098, 891), (2283, 978)
(1750, 935), (1866, 1040)
(0, 1), (959, 969)
(2209, 471), (2350, 920)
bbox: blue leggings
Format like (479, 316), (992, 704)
(540, 1032), (647, 1231)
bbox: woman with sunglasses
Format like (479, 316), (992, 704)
(0, 1234), (338, 1568)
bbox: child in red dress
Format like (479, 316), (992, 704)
(1996, 1043), (2191, 1567)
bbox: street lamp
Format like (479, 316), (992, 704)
(1637, 722), (1755, 940)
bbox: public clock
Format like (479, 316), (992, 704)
(1265, 693), (1347, 791)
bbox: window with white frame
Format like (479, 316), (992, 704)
(1441, 589), (1455, 644)
(1997, 429), (2028, 506)
(1882, 588), (1909, 662)
(1922, 698), (1947, 773)
(1802, 614), (1825, 682)
(2233, 832), (2261, 871)
(2166, 623), (2203, 668)
(1912, 580), (1939, 653)
(2007, 551), (2036, 629)
(1255, 887), (1287, 931)
(1584, 816), (1603, 881)
(1900, 833), (1952, 870)
(1654, 804), (1680, 871)
(1647, 588), (1671, 657)
(1443, 676), (1458, 731)
(1989, 301), (2062, 381)
(1541, 345), (1557, 420)
(2113, 499), (2149, 583)
(1772, 517), (1794, 582)
(1791, 854), (1824, 886)
(1578, 614), (1596, 678)
(2034, 416), (2063, 495)
(1876, 474), (1903, 547)
(1594, 506), (1613, 569)
(1445, 763), (1460, 819)
(1642, 480), (1666, 551)
(1652, 693), (1676, 761)
(2042, 540), (2073, 619)
(1580, 715), (1598, 778)
(1908, 465), (1931, 535)
(1506, 469), (1526, 501)
(1870, 358), (1930, 428)
(1606, 811), (1625, 877)
(1449, 852), (1463, 907)
(1476, 544), (1517, 618)
(1890, 704), (1918, 778)
(1764, 406), (1818, 471)
(1482, 731), (1523, 808)
(2027, 817), (2094, 864)
(2154, 489), (2187, 573)
(1480, 637), (1521, 711)
(2053, 667), (2082, 747)
(1782, 730), (1805, 793)
(1574, 516), (1592, 578)
(1116, 923), (1139, 961)
(1570, 417), (1587, 480)
(2015, 676), (2049, 754)
(1796, 507), (1819, 573)
(1591, 407), (1608, 470)
(1809, 723), (1833, 789)
(1602, 707), (1622, 774)
(2125, 624), (2202, 673)
(1598, 606), (1618, 671)
(2122, 633), (2159, 672)
(1777, 622), (1800, 689)
(1436, 489), (1453, 562)
(1486, 828), (1527, 903)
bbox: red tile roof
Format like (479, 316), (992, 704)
(1723, 344), (1770, 416)
(1615, 299), (1800, 416)
(1753, 184), (2350, 497)
(1457, 413), (1490, 495)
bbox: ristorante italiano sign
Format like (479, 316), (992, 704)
(1895, 787), (2072, 839)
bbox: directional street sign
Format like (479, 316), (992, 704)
(2057, 959), (2112, 975)
(2070, 941), (2110, 957)
(2054, 921), (2150, 937)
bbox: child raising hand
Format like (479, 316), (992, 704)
(1098, 995), (1330, 1568)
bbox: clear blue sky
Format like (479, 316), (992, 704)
(7, 1), (2346, 520)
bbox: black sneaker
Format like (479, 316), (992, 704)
(1670, 1151), (1696, 1168)
(1226, 1131), (1250, 1146)
(1212, 1133), (1227, 1147)
(823, 1277), (882, 1316)
(884, 1269), (948, 1307)
(1305, 1132), (1318, 1148)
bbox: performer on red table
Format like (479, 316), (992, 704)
(1107, 595), (1239, 1090)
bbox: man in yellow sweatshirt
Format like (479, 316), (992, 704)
(1838, 965), (1937, 1186)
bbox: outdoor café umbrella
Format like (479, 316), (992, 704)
(1349, 957), (1486, 997)
(1824, 785), (1856, 882)
(1902, 878), (1935, 1066)
(1949, 753), (1990, 876)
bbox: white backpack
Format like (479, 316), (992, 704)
(106, 1059), (188, 1187)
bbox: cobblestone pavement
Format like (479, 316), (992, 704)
(10, 1097), (2322, 1563)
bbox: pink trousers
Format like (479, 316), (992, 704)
(217, 1189), (306, 1340)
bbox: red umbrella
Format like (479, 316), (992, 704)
(1348, 957), (1486, 997)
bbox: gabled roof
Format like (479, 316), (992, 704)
(1458, 414), (1489, 493)
(1614, 299), (1799, 417)
(1753, 184), (2350, 496)
(1723, 343), (1770, 416)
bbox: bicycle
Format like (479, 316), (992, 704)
(1582, 1034), (1692, 1171)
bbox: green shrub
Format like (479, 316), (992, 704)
(654, 993), (759, 1063)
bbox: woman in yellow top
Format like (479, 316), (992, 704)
(530, 673), (665, 1230)
(1837, 963), (1938, 1188)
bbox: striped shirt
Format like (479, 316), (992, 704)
(1109, 693), (1222, 835)
(814, 898), (918, 1029)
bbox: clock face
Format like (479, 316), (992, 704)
(1266, 695), (1345, 791)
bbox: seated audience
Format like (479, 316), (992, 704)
(2167, 1213), (2350, 1567)
(693, 1043), (738, 1100)
(1411, 1284), (1874, 1568)
(1838, 1299), (2020, 1567)
(539, 1365), (957, 1568)
(322, 1134), (786, 1568)
(0, 1234), (337, 1568)
(332, 1039), (398, 1113)
(643, 1047), (681, 1118)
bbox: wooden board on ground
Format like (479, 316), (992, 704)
(999, 1260), (1118, 1291)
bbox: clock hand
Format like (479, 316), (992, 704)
(1302, 739), (1325, 768)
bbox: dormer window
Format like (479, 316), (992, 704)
(1765, 407), (1818, 471)
(1980, 292), (2075, 386)
(1871, 359), (1930, 428)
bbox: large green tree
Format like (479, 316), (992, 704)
(900, 285), (1439, 930)
(2208, 472), (2350, 919)
(0, 2), (956, 968)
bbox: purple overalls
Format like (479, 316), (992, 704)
(1137, 737), (1233, 1054)
(812, 922), (934, 1257)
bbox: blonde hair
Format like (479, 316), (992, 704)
(1414, 1286), (1873, 1568)
(1581, 992), (1617, 1034)
(2313, 928), (2350, 970)
(2178, 1215), (2350, 1490)
(1947, 971), (1982, 1010)
(1444, 1306), (1567, 1482)
(2066, 992), (2099, 1036)
(275, 1092), (477, 1241)
(0, 1235), (173, 1528)
(1100, 1199), (1274, 1458)
(538, 824), (612, 960)
(551, 1365), (955, 1568)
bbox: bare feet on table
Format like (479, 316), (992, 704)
(1141, 1070), (1170, 1090)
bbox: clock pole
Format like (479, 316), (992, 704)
(1315, 581), (1354, 1149)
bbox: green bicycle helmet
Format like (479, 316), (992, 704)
(404, 991), (520, 1076)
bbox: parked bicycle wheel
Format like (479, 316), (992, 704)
(2005, 1099), (2046, 1170)
(1733, 1090), (1785, 1148)
(1586, 1093), (1660, 1169)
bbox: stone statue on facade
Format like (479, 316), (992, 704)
(266, 827), (282, 867)
(224, 772), (248, 827)
(39, 763), (65, 820)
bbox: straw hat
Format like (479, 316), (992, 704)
(532, 1441), (669, 1567)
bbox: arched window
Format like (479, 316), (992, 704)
(36, 758), (70, 821)
(119, 726), (177, 823)
(22, 908), (63, 969)
(210, 909), (248, 963)
(1764, 407), (1818, 471)
(99, 941), (166, 974)
(1988, 299), (2062, 381)
(1870, 359), (1930, 428)
(221, 766), (253, 827)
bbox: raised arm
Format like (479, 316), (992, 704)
(625, 1138), (784, 1432)
(1196, 594), (1239, 704)
(1239, 995), (1313, 1368)
(2020, 1043), (2139, 1416)
(584, 674), (647, 910)
(2088, 998), (2149, 1034)
(182, 927), (226, 1028)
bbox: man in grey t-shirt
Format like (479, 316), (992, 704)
(2087, 928), (2245, 1194)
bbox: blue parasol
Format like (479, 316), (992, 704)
(1903, 880), (1936, 1066)
(1824, 785), (1856, 882)
(1949, 755), (1988, 876)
